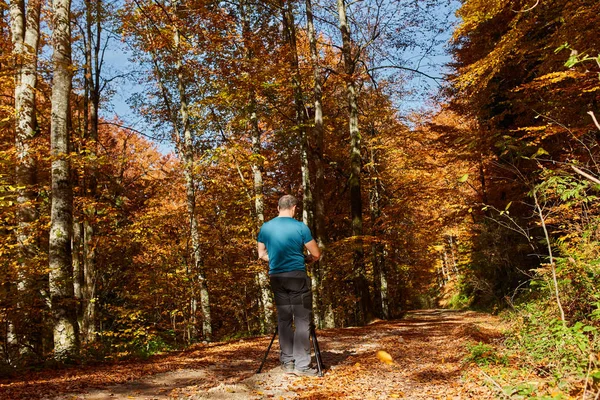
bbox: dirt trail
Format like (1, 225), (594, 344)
(1, 310), (502, 399)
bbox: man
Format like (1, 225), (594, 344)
(257, 194), (321, 377)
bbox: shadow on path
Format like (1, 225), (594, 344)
(0, 309), (501, 399)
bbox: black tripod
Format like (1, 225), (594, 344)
(256, 324), (325, 377)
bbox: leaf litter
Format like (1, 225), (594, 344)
(0, 310), (501, 399)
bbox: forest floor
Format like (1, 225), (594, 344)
(1, 310), (505, 399)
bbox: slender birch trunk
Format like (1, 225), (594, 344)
(9, 0), (42, 359)
(174, 23), (212, 341)
(239, 0), (273, 333)
(447, 235), (459, 275)
(251, 112), (274, 333)
(305, 0), (332, 327)
(49, 0), (79, 358)
(336, 0), (371, 324)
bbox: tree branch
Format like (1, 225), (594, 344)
(571, 165), (600, 185)
(588, 111), (600, 132)
(512, 0), (539, 13)
(367, 64), (444, 85)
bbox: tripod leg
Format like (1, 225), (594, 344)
(310, 325), (324, 377)
(257, 327), (278, 374)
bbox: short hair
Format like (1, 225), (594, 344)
(278, 195), (298, 210)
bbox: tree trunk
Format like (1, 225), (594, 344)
(174, 23), (212, 341)
(305, 0), (333, 328)
(9, 0), (42, 360)
(447, 235), (459, 275)
(249, 97), (273, 333)
(80, 0), (102, 344)
(442, 249), (450, 281)
(282, 0), (322, 326)
(82, 221), (96, 341)
(379, 259), (389, 319)
(281, 1), (313, 230)
(368, 133), (388, 319)
(336, 0), (371, 325)
(49, 0), (79, 359)
(239, 0), (274, 333)
(72, 221), (83, 331)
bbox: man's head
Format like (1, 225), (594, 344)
(278, 195), (298, 215)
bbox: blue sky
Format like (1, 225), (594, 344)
(99, 0), (460, 153)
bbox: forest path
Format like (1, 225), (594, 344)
(2, 310), (503, 399)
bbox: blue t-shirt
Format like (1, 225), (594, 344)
(258, 217), (313, 275)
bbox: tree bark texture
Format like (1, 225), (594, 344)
(9, 0), (42, 359)
(49, 0), (79, 358)
(281, 1), (313, 230)
(252, 118), (274, 333)
(336, 0), (371, 325)
(282, 0), (322, 326)
(174, 24), (212, 341)
(80, 0), (102, 344)
(305, 0), (329, 327)
(368, 136), (388, 319)
(72, 221), (83, 332)
(239, 0), (274, 333)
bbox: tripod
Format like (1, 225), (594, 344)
(256, 324), (325, 377)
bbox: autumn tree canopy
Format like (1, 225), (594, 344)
(1, 4), (599, 393)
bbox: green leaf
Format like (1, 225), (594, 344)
(458, 174), (469, 183)
(532, 148), (550, 159)
(565, 55), (579, 68)
(554, 42), (570, 53)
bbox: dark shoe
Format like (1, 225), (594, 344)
(293, 367), (318, 377)
(282, 362), (295, 373)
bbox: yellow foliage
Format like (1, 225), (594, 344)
(454, 0), (510, 39)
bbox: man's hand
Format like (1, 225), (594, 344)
(304, 240), (321, 263)
(305, 254), (318, 264)
(257, 242), (269, 262)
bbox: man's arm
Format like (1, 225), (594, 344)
(304, 239), (321, 263)
(257, 242), (269, 262)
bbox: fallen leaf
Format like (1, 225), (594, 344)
(376, 350), (394, 365)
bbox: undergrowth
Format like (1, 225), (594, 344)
(466, 287), (600, 398)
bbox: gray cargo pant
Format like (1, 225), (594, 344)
(269, 270), (312, 369)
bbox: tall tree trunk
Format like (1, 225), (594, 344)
(282, 0), (320, 325)
(239, 0), (274, 333)
(9, 0), (42, 361)
(442, 249), (450, 281)
(447, 235), (458, 275)
(368, 131), (388, 319)
(72, 221), (83, 332)
(81, 0), (101, 343)
(305, 0), (331, 327)
(336, 0), (371, 325)
(49, 0), (79, 358)
(251, 111), (274, 333)
(174, 23), (212, 341)
(281, 1), (313, 230)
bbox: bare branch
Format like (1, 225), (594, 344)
(571, 165), (600, 185)
(479, 368), (510, 399)
(512, 0), (539, 13)
(588, 111), (600, 132)
(98, 121), (166, 143)
(367, 65), (444, 85)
